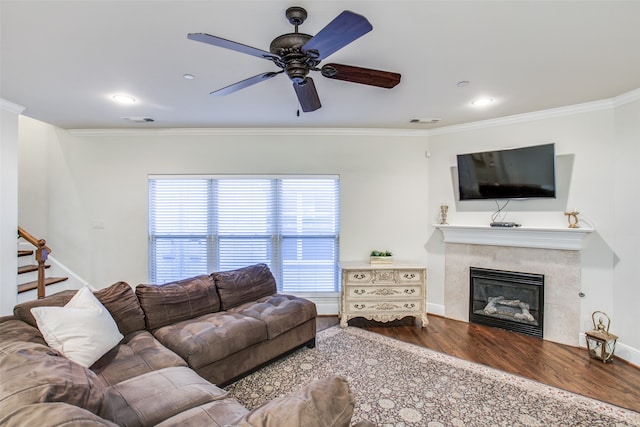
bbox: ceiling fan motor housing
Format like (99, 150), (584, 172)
(269, 33), (316, 83)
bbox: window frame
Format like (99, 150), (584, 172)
(148, 174), (340, 295)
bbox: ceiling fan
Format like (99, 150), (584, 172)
(187, 6), (401, 112)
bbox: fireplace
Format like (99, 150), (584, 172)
(469, 267), (544, 338)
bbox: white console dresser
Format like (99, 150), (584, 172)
(340, 262), (428, 328)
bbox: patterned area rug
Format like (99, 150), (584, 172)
(225, 327), (640, 426)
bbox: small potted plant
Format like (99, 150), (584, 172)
(370, 250), (393, 264)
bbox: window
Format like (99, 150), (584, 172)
(148, 176), (340, 293)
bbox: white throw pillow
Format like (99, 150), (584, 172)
(31, 286), (124, 367)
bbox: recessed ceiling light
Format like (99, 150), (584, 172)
(183, 74), (195, 80)
(112, 95), (136, 104)
(410, 118), (441, 124)
(456, 81), (470, 87)
(471, 97), (494, 107)
(122, 117), (154, 123)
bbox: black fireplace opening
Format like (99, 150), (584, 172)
(469, 267), (544, 338)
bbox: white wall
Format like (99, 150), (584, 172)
(15, 91), (639, 362)
(1, 100), (25, 315)
(18, 124), (430, 292)
(612, 96), (640, 360)
(426, 94), (640, 362)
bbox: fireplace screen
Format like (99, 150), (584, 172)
(469, 267), (544, 338)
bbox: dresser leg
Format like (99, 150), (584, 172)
(420, 313), (429, 327)
(340, 316), (348, 328)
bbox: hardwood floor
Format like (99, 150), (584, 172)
(316, 315), (640, 413)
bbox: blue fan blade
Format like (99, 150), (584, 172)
(211, 71), (281, 96)
(188, 33), (279, 61)
(301, 11), (372, 61)
(293, 78), (321, 112)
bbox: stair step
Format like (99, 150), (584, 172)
(18, 264), (51, 275)
(18, 250), (34, 257)
(18, 277), (68, 294)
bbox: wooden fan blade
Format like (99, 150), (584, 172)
(321, 64), (401, 88)
(188, 33), (279, 61)
(293, 78), (321, 112)
(301, 11), (372, 60)
(211, 71), (282, 96)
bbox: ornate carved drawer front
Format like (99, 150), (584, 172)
(396, 270), (423, 284)
(347, 271), (373, 283)
(345, 286), (422, 299)
(340, 263), (428, 328)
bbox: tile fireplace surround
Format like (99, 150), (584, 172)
(437, 225), (593, 347)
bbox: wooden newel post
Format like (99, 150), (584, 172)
(35, 239), (48, 299)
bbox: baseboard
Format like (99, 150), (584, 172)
(427, 303), (445, 317)
(578, 332), (639, 367)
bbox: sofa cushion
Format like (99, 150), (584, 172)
(91, 330), (187, 386)
(0, 341), (114, 421)
(230, 294), (317, 339)
(152, 312), (267, 369)
(30, 286), (124, 367)
(213, 263), (277, 310)
(13, 290), (76, 327)
(0, 402), (119, 427)
(108, 366), (229, 427)
(236, 376), (355, 427)
(94, 281), (146, 335)
(0, 318), (47, 350)
(136, 275), (220, 330)
(13, 282), (146, 336)
(153, 398), (249, 427)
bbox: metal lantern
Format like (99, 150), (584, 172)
(585, 311), (618, 363)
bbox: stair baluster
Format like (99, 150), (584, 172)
(35, 239), (48, 299)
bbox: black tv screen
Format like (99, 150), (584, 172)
(457, 143), (556, 200)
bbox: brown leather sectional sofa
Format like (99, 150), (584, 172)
(0, 264), (366, 426)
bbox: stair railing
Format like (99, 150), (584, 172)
(17, 226), (51, 299)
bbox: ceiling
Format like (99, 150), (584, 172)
(2, 1), (639, 130)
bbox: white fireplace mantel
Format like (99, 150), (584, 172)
(434, 224), (594, 251)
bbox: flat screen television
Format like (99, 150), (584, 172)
(457, 143), (556, 200)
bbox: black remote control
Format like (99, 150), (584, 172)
(490, 222), (521, 227)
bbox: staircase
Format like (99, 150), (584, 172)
(17, 227), (68, 300)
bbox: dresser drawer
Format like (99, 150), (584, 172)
(344, 270), (374, 284)
(396, 269), (424, 284)
(345, 285), (422, 299)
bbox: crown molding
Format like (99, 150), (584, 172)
(67, 89), (639, 138)
(428, 88), (639, 136)
(68, 127), (430, 137)
(0, 98), (26, 114)
(612, 88), (640, 107)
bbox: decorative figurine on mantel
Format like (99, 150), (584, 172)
(439, 204), (449, 225)
(565, 210), (580, 228)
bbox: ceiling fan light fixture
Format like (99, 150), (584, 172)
(112, 94), (136, 104)
(471, 97), (494, 107)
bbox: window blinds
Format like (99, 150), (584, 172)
(149, 176), (339, 293)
